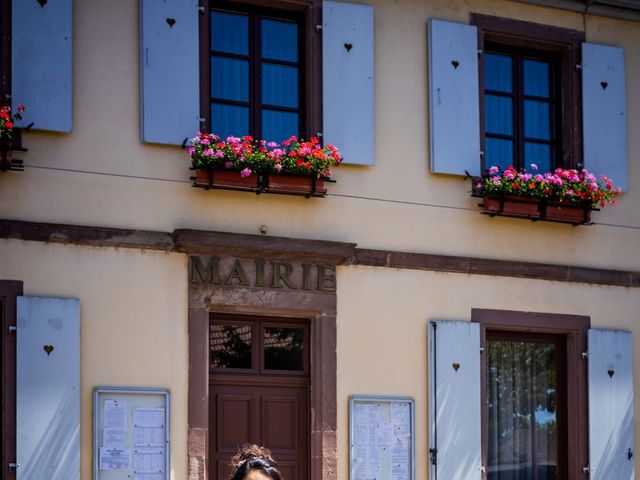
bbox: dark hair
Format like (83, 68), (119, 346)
(229, 444), (282, 480)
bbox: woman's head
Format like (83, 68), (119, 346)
(229, 444), (282, 480)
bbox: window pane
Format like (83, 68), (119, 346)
(210, 324), (252, 368)
(525, 143), (552, 173)
(485, 95), (513, 135)
(485, 137), (514, 170)
(212, 57), (249, 102)
(211, 104), (249, 138)
(261, 18), (298, 62)
(264, 327), (304, 371)
(262, 110), (299, 142)
(487, 339), (558, 480)
(262, 64), (299, 108)
(524, 59), (550, 98)
(485, 53), (513, 93)
(211, 11), (248, 55)
(524, 100), (551, 140)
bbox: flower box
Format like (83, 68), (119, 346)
(193, 169), (259, 191)
(188, 134), (341, 198)
(482, 195), (593, 225)
(264, 174), (327, 197)
(474, 165), (620, 226)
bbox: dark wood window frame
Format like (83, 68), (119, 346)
(200, 0), (322, 139)
(471, 14), (585, 172)
(1, 280), (23, 480)
(472, 308), (589, 479)
(210, 315), (310, 376)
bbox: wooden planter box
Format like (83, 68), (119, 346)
(193, 169), (259, 191)
(191, 168), (331, 197)
(483, 196), (540, 217)
(264, 174), (327, 197)
(482, 195), (592, 225)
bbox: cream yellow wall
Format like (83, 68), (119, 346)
(1, 0), (639, 271)
(0, 239), (188, 480)
(337, 265), (640, 479)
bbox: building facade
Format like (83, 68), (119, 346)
(1, 0), (639, 479)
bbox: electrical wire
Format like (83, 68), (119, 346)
(20, 163), (640, 230)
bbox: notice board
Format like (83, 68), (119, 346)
(93, 386), (170, 480)
(349, 396), (415, 480)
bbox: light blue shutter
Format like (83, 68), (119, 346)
(588, 329), (634, 479)
(429, 320), (482, 479)
(140, 0), (200, 145)
(17, 297), (80, 480)
(322, 1), (374, 165)
(428, 19), (480, 176)
(582, 43), (627, 191)
(12, 0), (72, 132)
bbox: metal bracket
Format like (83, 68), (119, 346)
(8, 325), (16, 333)
(581, 351), (589, 359)
(8, 463), (20, 470)
(576, 64), (583, 71)
(315, 24), (322, 32)
(582, 464), (590, 475)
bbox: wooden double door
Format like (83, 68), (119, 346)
(208, 316), (310, 480)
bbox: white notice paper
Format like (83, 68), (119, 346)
(103, 428), (126, 447)
(104, 399), (128, 430)
(99, 447), (132, 470)
(134, 426), (165, 447)
(132, 447), (165, 473)
(133, 408), (165, 428)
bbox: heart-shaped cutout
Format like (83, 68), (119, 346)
(344, 43), (353, 52)
(166, 17), (176, 28)
(43, 345), (54, 356)
(37, 0), (47, 7)
(452, 362), (460, 372)
(451, 60), (460, 69)
(607, 369), (615, 378)
(601, 81), (608, 90)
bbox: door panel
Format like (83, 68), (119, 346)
(210, 381), (308, 480)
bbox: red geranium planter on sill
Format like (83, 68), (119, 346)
(482, 195), (592, 225)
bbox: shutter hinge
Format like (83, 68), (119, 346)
(582, 464), (591, 475)
(8, 463), (20, 470)
(581, 351), (589, 359)
(576, 64), (583, 71)
(8, 325), (16, 333)
(480, 151), (484, 159)
(315, 131), (323, 138)
(315, 24), (322, 32)
(480, 346), (484, 354)
(198, 5), (205, 13)
(429, 448), (437, 465)
(477, 49), (483, 56)
(480, 465), (487, 479)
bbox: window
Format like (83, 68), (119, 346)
(202, 0), (321, 142)
(210, 317), (308, 374)
(472, 14), (584, 173)
(473, 309), (589, 479)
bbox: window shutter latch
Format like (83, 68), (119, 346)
(429, 448), (437, 465)
(315, 24), (322, 32)
(8, 463), (20, 470)
(581, 351), (589, 359)
(477, 49), (483, 56)
(8, 325), (16, 333)
(576, 64), (583, 71)
(582, 464), (591, 476)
